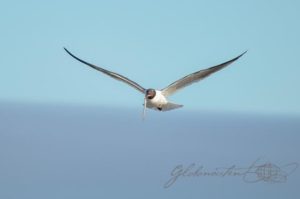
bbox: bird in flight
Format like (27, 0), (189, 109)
(64, 48), (246, 118)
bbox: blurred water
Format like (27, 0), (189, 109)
(0, 103), (299, 199)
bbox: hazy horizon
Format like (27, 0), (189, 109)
(0, 103), (299, 198)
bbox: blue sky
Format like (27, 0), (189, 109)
(1, 0), (300, 115)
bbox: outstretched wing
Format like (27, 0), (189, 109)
(161, 51), (247, 97)
(64, 48), (146, 94)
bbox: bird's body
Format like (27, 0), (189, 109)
(146, 90), (167, 110)
(144, 90), (182, 111)
(64, 47), (246, 118)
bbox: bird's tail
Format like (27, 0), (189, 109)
(161, 102), (183, 111)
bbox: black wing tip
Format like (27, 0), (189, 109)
(63, 47), (82, 62)
(226, 50), (247, 64)
(237, 50), (248, 59)
(63, 47), (72, 55)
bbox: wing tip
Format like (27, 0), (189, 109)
(238, 50), (248, 59)
(63, 47), (72, 55)
(226, 50), (248, 64)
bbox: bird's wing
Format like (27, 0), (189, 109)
(64, 48), (146, 94)
(161, 51), (247, 97)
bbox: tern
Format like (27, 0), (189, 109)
(64, 48), (246, 118)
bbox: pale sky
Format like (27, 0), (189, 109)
(1, 0), (300, 115)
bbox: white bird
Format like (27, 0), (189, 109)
(64, 48), (246, 118)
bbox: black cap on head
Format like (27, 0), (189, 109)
(146, 89), (156, 99)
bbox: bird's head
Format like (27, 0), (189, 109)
(145, 89), (156, 99)
(142, 89), (156, 120)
